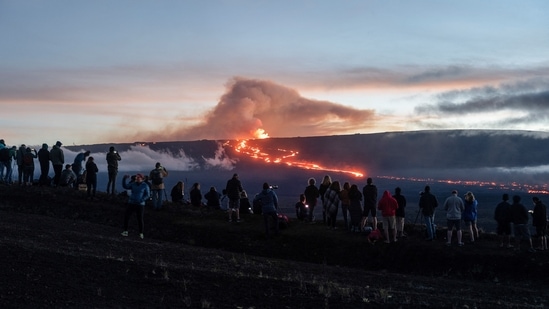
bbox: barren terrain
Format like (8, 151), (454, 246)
(1, 184), (548, 308)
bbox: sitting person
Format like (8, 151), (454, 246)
(204, 186), (221, 209)
(170, 181), (184, 204)
(295, 194), (308, 221)
(59, 164), (77, 187)
(240, 190), (252, 214)
(189, 183), (203, 207)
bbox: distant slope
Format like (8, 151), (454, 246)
(68, 130), (549, 172)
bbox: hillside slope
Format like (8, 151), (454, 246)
(1, 185), (548, 308)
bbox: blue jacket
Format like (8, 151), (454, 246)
(462, 200), (478, 221)
(122, 178), (151, 205)
(254, 189), (278, 214)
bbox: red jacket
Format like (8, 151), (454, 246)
(377, 190), (398, 217)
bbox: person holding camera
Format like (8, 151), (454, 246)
(106, 146), (122, 196)
(121, 173), (150, 239)
(149, 162), (168, 210)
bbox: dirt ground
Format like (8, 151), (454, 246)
(1, 184), (548, 308)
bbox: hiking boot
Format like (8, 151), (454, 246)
(121, 231), (128, 237)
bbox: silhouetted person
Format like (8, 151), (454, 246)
(463, 191), (479, 243)
(49, 141), (64, 187)
(22, 147), (37, 186)
(318, 175), (332, 224)
(170, 181), (184, 204)
(106, 146), (122, 195)
(72, 150), (90, 183)
(204, 186), (221, 209)
(85, 157), (98, 200)
(419, 185), (438, 241)
(348, 184), (363, 233)
(189, 182), (203, 207)
(304, 177), (320, 222)
(393, 187), (407, 238)
(226, 173), (243, 223)
(494, 193), (513, 248)
(295, 194), (308, 221)
(509, 195), (535, 252)
(532, 197), (547, 251)
(362, 177), (378, 230)
(37, 143), (50, 186)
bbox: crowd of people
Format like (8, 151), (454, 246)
(2, 138), (547, 248)
(292, 175), (548, 252)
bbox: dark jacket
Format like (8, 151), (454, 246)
(494, 201), (511, 223)
(226, 176), (243, 200)
(419, 192), (438, 216)
(304, 184), (320, 207)
(532, 201), (547, 228)
(510, 202), (529, 225)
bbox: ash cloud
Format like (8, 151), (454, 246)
(149, 77), (376, 140)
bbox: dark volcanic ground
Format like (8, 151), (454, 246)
(1, 184), (548, 308)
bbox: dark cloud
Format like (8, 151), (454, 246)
(415, 78), (549, 129)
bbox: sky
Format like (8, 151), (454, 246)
(1, 0), (549, 147)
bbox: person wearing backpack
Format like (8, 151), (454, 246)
(22, 147), (37, 186)
(149, 162), (168, 210)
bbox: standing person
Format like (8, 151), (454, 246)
(0, 139), (5, 180)
(106, 146), (122, 196)
(348, 184), (363, 233)
(5, 146), (16, 184)
(49, 141), (64, 187)
(362, 177), (378, 230)
(37, 143), (50, 186)
(444, 190), (465, 246)
(378, 190), (399, 243)
(16, 144), (27, 185)
(419, 185), (438, 241)
(22, 147), (37, 186)
(509, 195), (536, 253)
(189, 183), (203, 207)
(121, 173), (151, 239)
(253, 182), (279, 238)
(324, 181), (342, 230)
(340, 182), (351, 230)
(393, 187), (407, 238)
(494, 194), (513, 248)
(239, 190), (252, 214)
(72, 150), (90, 182)
(170, 181), (184, 204)
(85, 157), (98, 200)
(463, 191), (479, 243)
(531, 197), (547, 251)
(204, 186), (221, 209)
(149, 162), (168, 210)
(295, 194), (308, 221)
(0, 142), (12, 184)
(226, 173), (243, 223)
(318, 175), (332, 224)
(304, 177), (320, 223)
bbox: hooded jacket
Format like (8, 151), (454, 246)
(377, 190), (398, 217)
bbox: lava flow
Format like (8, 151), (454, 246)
(224, 139), (364, 178)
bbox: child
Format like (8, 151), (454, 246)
(295, 194), (308, 221)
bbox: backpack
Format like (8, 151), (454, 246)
(0, 148), (9, 162)
(23, 153), (33, 166)
(150, 169), (163, 185)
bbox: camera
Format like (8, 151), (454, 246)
(269, 185), (278, 189)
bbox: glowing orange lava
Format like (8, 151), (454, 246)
(225, 139), (364, 178)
